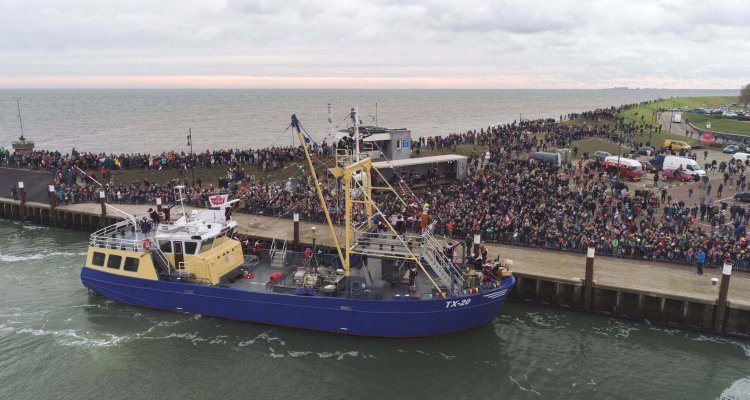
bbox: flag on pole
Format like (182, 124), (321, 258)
(208, 194), (228, 208)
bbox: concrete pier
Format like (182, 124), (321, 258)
(1, 198), (749, 338)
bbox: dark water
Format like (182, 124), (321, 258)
(0, 219), (748, 400)
(0, 89), (733, 154)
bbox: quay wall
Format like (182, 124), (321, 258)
(1, 196), (748, 339)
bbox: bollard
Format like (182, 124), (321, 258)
(99, 190), (107, 218)
(714, 263), (732, 333)
(156, 197), (163, 214)
(473, 234), (481, 258)
(48, 185), (57, 224)
(98, 191), (107, 227)
(293, 213), (300, 245)
(584, 247), (595, 311)
(18, 181), (26, 220)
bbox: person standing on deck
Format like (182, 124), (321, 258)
(148, 208), (159, 224)
(408, 264), (417, 293)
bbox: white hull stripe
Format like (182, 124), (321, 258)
(483, 290), (508, 299)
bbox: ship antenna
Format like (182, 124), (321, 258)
(351, 107), (360, 162)
(179, 186), (186, 217)
(13, 97), (25, 141)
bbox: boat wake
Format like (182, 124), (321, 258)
(0, 251), (86, 262)
(693, 335), (750, 358)
(719, 377), (750, 400)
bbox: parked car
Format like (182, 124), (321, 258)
(636, 146), (655, 156)
(662, 168), (695, 182)
(639, 160), (657, 173)
(724, 144), (740, 154)
(593, 151), (612, 162)
(734, 192), (750, 203)
(663, 139), (691, 151)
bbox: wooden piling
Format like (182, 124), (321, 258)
(714, 263), (732, 333)
(584, 247), (595, 311)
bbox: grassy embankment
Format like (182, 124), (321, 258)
(683, 113), (750, 136)
(620, 96), (735, 146)
(564, 96), (737, 149)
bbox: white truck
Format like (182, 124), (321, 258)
(672, 113), (682, 123)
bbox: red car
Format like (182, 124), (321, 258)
(661, 168), (693, 182)
(639, 160), (657, 173)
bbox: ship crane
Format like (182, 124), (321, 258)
(291, 114), (464, 293)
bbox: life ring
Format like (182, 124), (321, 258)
(303, 275), (316, 288)
(142, 239), (152, 251)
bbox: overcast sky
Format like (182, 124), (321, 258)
(0, 0), (748, 89)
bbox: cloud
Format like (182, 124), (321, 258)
(0, 0), (748, 88)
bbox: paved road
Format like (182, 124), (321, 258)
(0, 167), (53, 203)
(658, 111), (698, 137)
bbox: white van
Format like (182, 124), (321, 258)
(662, 155), (705, 179)
(672, 113), (682, 123)
(732, 152), (750, 162)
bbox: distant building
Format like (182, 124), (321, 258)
(12, 135), (34, 157)
(340, 126), (412, 161)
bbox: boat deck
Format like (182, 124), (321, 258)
(220, 251), (437, 300)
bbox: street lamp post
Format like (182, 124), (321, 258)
(187, 128), (195, 186)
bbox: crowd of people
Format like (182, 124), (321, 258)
(5, 101), (750, 272)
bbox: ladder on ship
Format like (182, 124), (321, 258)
(269, 238), (287, 269)
(352, 226), (464, 292)
(419, 234), (465, 291)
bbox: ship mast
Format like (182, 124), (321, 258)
(291, 114), (349, 274)
(290, 113), (444, 292)
(14, 97), (25, 141)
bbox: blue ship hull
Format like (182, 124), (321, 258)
(80, 267), (515, 337)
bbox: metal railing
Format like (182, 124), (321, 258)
(177, 258), (198, 277)
(440, 228), (750, 273)
(421, 233), (465, 289)
(89, 219), (144, 251)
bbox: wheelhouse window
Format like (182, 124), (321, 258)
(159, 240), (172, 253)
(92, 252), (106, 267)
(185, 241), (198, 255)
(123, 257), (139, 272)
(201, 238), (215, 252)
(107, 254), (122, 270)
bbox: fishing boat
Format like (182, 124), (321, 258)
(80, 112), (515, 337)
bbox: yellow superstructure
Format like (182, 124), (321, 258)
(176, 239), (245, 285)
(85, 246), (159, 281)
(86, 234), (245, 286)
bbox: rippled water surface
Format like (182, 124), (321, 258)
(0, 219), (748, 399)
(0, 89), (732, 153)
